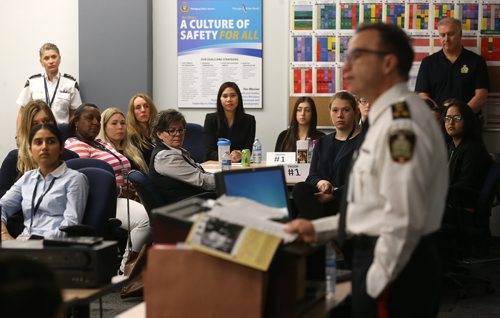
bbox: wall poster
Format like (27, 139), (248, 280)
(178, 0), (263, 108)
(289, 0), (500, 128)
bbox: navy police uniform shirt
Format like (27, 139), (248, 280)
(415, 47), (489, 107)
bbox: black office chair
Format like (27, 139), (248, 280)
(128, 170), (167, 216)
(442, 161), (500, 298)
(183, 123), (206, 163)
(60, 167), (120, 238)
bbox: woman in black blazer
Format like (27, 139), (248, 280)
(203, 82), (255, 162)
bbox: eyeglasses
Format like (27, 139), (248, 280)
(444, 115), (463, 123)
(358, 98), (368, 105)
(166, 128), (186, 136)
(345, 48), (390, 63)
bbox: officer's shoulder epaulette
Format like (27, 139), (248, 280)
(28, 73), (42, 79)
(63, 73), (77, 81)
(390, 101), (411, 120)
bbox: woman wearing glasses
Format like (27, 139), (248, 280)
(443, 100), (491, 228)
(65, 103), (150, 273)
(150, 110), (216, 203)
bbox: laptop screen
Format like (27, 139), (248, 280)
(215, 166), (291, 217)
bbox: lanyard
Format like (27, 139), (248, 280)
(29, 176), (57, 233)
(87, 139), (129, 178)
(43, 74), (61, 108)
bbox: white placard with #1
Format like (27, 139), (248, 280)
(283, 163), (310, 184)
(266, 152), (296, 165)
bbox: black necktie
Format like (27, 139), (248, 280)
(337, 121), (369, 245)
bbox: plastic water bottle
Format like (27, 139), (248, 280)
(252, 138), (262, 164)
(221, 150), (231, 171)
(306, 137), (313, 163)
(325, 241), (336, 298)
(217, 138), (231, 164)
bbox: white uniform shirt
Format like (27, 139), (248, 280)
(313, 82), (448, 298)
(16, 72), (82, 124)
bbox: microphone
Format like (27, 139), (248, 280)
(122, 169), (133, 252)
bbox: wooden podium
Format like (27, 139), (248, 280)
(145, 200), (346, 317)
(144, 244), (315, 318)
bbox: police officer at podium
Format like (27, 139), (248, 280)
(286, 23), (448, 318)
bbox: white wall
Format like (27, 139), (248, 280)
(152, 0), (290, 155)
(0, 0), (79, 161)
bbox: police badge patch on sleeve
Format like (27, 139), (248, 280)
(389, 129), (416, 163)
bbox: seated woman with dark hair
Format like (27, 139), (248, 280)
(150, 109), (216, 203)
(204, 82), (255, 162)
(275, 96), (324, 152)
(1, 124), (88, 240)
(292, 91), (363, 219)
(0, 100), (78, 198)
(443, 100), (491, 222)
(64, 103), (150, 272)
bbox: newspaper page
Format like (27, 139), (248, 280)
(186, 213), (282, 271)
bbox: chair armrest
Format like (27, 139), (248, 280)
(108, 218), (122, 228)
(59, 224), (97, 237)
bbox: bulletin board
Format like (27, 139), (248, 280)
(288, 0), (500, 128)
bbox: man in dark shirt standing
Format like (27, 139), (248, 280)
(415, 17), (489, 113)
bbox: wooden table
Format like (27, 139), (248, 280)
(201, 160), (308, 185)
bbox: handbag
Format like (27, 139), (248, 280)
(120, 244), (148, 298)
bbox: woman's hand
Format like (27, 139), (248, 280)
(1, 223), (14, 241)
(230, 150), (242, 163)
(316, 180), (333, 194)
(118, 183), (139, 200)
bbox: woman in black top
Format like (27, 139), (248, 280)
(204, 82), (255, 162)
(443, 100), (491, 222)
(275, 96), (324, 152)
(292, 91), (362, 219)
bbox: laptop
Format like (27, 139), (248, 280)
(215, 166), (292, 220)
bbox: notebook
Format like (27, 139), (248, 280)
(215, 166), (292, 220)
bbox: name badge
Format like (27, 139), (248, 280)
(266, 152), (296, 165)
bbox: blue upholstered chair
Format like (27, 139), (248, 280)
(66, 158), (115, 176)
(128, 170), (166, 216)
(57, 123), (74, 142)
(183, 123), (206, 163)
(60, 167), (120, 237)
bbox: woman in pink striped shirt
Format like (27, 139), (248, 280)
(65, 103), (150, 273)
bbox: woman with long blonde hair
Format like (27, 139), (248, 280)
(99, 107), (148, 173)
(126, 93), (158, 165)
